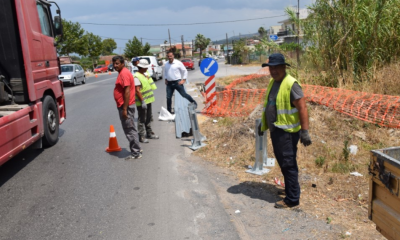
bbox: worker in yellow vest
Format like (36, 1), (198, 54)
(258, 53), (312, 209)
(134, 59), (159, 143)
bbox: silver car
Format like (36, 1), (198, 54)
(58, 64), (86, 86)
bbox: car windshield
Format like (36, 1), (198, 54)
(181, 59), (190, 62)
(96, 65), (104, 69)
(61, 66), (73, 72)
(140, 58), (151, 65)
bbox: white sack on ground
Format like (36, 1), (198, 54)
(158, 106), (175, 121)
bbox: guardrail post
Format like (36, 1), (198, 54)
(188, 103), (206, 150)
(246, 118), (275, 175)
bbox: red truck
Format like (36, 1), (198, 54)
(0, 0), (66, 166)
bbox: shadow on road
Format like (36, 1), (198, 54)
(227, 181), (280, 203)
(0, 128), (67, 187)
(0, 146), (43, 188)
(108, 148), (131, 159)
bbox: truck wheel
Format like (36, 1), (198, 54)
(73, 78), (77, 86)
(42, 96), (59, 147)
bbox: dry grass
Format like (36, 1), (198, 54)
(215, 75), (246, 86)
(195, 66), (400, 238)
(299, 61), (400, 96)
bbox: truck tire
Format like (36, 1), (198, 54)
(42, 96), (59, 147)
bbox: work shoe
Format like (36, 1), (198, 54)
(146, 133), (159, 139)
(274, 200), (299, 209)
(139, 136), (149, 143)
(125, 154), (142, 160)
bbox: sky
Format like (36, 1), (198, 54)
(55, 0), (314, 54)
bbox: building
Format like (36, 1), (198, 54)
(159, 42), (193, 58)
(273, 7), (309, 45)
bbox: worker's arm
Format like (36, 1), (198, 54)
(135, 86), (143, 101)
(292, 97), (309, 130)
(122, 86), (130, 119)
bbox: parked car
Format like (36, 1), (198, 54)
(108, 64), (114, 72)
(93, 65), (108, 73)
(136, 56), (163, 81)
(181, 58), (194, 70)
(58, 64), (86, 86)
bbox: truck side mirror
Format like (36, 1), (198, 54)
(54, 16), (63, 37)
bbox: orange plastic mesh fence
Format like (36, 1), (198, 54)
(202, 69), (400, 128)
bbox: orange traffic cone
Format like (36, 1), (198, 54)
(108, 71), (111, 75)
(106, 125), (122, 152)
(95, 73), (98, 78)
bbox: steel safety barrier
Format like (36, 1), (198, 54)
(246, 119), (275, 176)
(188, 103), (206, 150)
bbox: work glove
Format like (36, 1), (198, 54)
(300, 129), (312, 147)
(258, 123), (264, 136)
(141, 101), (147, 110)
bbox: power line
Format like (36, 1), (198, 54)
(80, 15), (286, 27)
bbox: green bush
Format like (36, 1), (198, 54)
(315, 156), (326, 167)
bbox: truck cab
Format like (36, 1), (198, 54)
(0, 0), (66, 166)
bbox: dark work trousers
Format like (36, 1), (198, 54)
(137, 103), (153, 137)
(118, 104), (141, 156)
(270, 128), (301, 204)
(166, 80), (195, 113)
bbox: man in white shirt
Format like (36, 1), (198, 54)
(163, 51), (197, 113)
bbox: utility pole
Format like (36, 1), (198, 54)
(181, 35), (186, 58)
(192, 39), (194, 57)
(168, 29), (172, 49)
(225, 33), (228, 56)
(296, 0), (300, 66)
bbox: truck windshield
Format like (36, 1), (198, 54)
(61, 66), (73, 72)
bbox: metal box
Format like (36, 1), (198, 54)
(369, 147), (400, 240)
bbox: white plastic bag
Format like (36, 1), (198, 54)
(158, 106), (175, 121)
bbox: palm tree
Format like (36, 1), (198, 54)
(258, 27), (266, 38)
(194, 34), (211, 59)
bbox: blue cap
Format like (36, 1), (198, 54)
(131, 57), (140, 62)
(265, 53), (290, 66)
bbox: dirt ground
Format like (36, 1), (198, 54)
(193, 74), (399, 239)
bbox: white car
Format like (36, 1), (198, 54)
(136, 56), (163, 81)
(58, 64), (86, 86)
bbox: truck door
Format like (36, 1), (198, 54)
(36, 2), (58, 83)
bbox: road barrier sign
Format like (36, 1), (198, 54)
(200, 58), (218, 77)
(269, 34), (278, 41)
(204, 75), (216, 107)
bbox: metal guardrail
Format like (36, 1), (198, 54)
(188, 103), (206, 150)
(246, 118), (275, 175)
(174, 84), (191, 138)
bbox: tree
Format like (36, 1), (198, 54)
(56, 19), (88, 56)
(86, 32), (103, 69)
(142, 43), (151, 56)
(258, 27), (266, 38)
(124, 37), (143, 59)
(194, 34), (211, 59)
(102, 38), (117, 56)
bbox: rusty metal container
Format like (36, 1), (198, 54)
(369, 147), (400, 240)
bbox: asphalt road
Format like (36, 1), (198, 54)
(0, 68), (239, 240)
